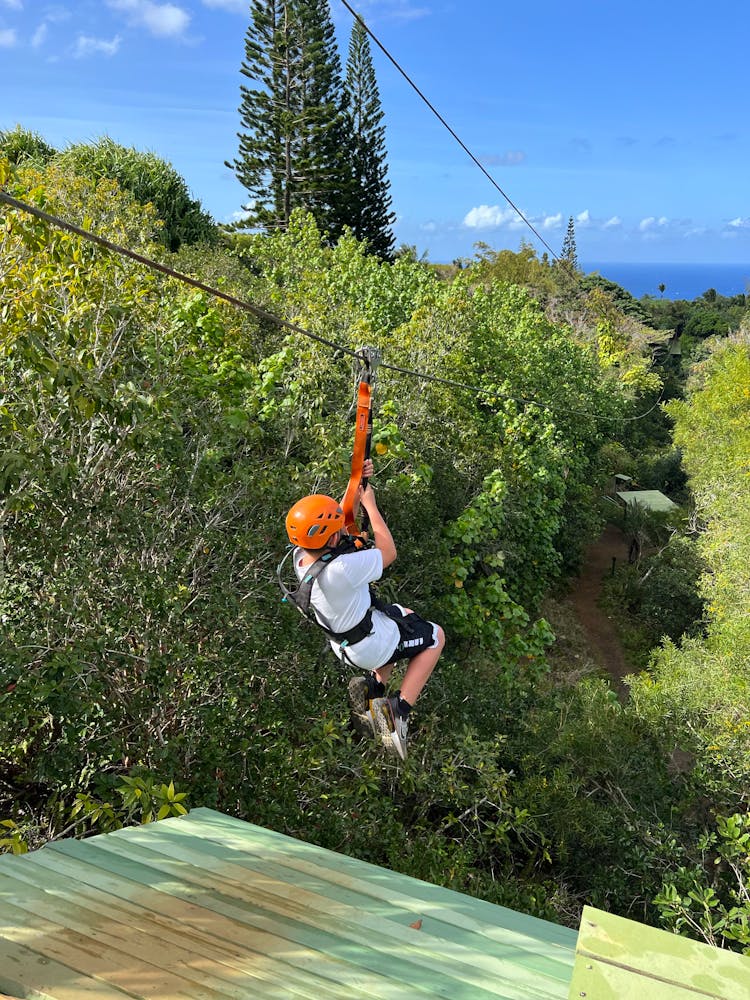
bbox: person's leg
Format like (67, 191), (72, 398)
(374, 662), (394, 687)
(400, 626), (445, 705)
(372, 620), (445, 760)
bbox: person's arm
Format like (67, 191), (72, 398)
(359, 482), (397, 568)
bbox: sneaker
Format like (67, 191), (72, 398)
(372, 696), (409, 761)
(347, 675), (371, 716)
(347, 675), (377, 738)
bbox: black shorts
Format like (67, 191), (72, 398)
(378, 603), (440, 666)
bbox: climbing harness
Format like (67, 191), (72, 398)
(277, 535), (377, 652)
(341, 347), (381, 537)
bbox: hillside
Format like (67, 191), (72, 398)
(1, 141), (750, 954)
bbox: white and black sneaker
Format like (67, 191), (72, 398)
(372, 696), (409, 761)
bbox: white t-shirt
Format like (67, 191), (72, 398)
(294, 547), (400, 669)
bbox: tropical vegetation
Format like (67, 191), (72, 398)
(1, 106), (749, 959)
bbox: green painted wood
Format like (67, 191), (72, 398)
(175, 809), (576, 968)
(34, 841), (480, 1000)
(0, 867), (313, 1000)
(47, 836), (547, 1000)
(95, 818), (570, 998)
(569, 953), (707, 999)
(118, 818), (573, 982)
(188, 809), (577, 953)
(0, 936), (136, 1000)
(575, 906), (750, 999)
(19, 849), (403, 1000)
(0, 859), (356, 1000)
(0, 809), (578, 999)
(0, 897), (233, 999)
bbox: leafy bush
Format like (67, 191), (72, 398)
(55, 136), (217, 250)
(0, 124), (56, 165)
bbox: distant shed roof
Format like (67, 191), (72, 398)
(617, 489), (679, 512)
(0, 808), (576, 999)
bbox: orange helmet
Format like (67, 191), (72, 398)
(286, 495), (344, 548)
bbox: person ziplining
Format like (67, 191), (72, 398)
(278, 349), (444, 761)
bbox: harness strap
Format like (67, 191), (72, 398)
(277, 537), (377, 647)
(341, 347), (380, 538)
(341, 378), (371, 536)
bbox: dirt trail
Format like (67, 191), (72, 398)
(568, 523), (631, 696)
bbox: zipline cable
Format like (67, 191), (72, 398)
(338, 0), (560, 261)
(0, 190), (660, 424)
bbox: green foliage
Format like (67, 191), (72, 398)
(560, 216), (578, 270)
(471, 241), (556, 297)
(579, 272), (650, 322)
(655, 812), (750, 952)
(0, 124), (56, 166)
(640, 290), (747, 345)
(6, 149), (724, 949)
(602, 535), (706, 648)
(55, 136), (217, 250)
(116, 777), (189, 823)
(634, 447), (688, 502)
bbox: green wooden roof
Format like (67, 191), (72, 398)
(3, 810), (748, 999)
(570, 906), (750, 998)
(0, 808), (576, 999)
(617, 489), (679, 512)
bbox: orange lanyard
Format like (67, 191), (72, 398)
(341, 349), (379, 536)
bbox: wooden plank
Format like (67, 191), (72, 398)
(172, 807), (576, 985)
(99, 820), (570, 998)
(576, 906), (750, 999)
(82, 829), (564, 1000)
(0, 931), (142, 1000)
(186, 809), (576, 952)
(44, 837), (543, 1000)
(0, 858), (373, 1000)
(0, 896), (240, 1000)
(136, 823), (572, 980)
(0, 867), (317, 1000)
(569, 953), (709, 999)
(23, 847), (435, 1000)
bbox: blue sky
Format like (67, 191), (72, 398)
(2, 0), (749, 265)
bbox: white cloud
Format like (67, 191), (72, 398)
(107, 0), (190, 38)
(0, 27), (17, 46)
(0, 0), (23, 9)
(603, 216), (621, 229)
(74, 33), (121, 57)
(542, 213), (562, 230)
(728, 217), (750, 229)
(640, 216), (670, 232)
(576, 209), (590, 226)
(32, 22), (48, 47)
(463, 204), (516, 229)
(483, 150), (526, 167)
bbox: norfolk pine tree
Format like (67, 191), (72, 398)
(343, 17), (395, 259)
(560, 215), (578, 269)
(294, 0), (351, 239)
(227, 0), (350, 240)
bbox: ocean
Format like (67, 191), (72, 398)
(582, 262), (750, 301)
